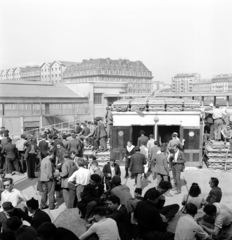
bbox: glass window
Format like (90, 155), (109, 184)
(94, 93), (102, 104)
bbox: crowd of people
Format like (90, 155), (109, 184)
(0, 118), (232, 240)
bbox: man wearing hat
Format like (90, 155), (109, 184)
(0, 202), (30, 232)
(137, 130), (149, 147)
(80, 174), (104, 220)
(167, 132), (183, 150)
(129, 146), (147, 185)
(103, 158), (121, 190)
(26, 198), (51, 230)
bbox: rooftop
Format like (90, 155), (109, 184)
(174, 73), (198, 78)
(64, 58), (150, 72)
(0, 81), (84, 99)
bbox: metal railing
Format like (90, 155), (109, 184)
(11, 115), (94, 140)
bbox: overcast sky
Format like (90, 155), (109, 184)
(1, 0), (232, 83)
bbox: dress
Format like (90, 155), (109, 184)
(25, 143), (38, 178)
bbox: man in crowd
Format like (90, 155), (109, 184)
(6, 216), (37, 240)
(168, 132), (183, 150)
(96, 117), (108, 152)
(221, 125), (232, 152)
(149, 141), (160, 176)
(110, 176), (133, 207)
(68, 158), (90, 203)
(108, 195), (132, 240)
(137, 130), (149, 147)
(80, 174), (104, 220)
(26, 197), (51, 230)
(135, 190), (174, 240)
(103, 158), (121, 190)
(68, 134), (82, 156)
(60, 153), (75, 208)
(129, 146), (146, 185)
(1, 178), (27, 208)
(212, 104), (226, 141)
(79, 207), (120, 240)
(90, 161), (104, 180)
(1, 137), (20, 175)
(75, 123), (82, 134)
(147, 134), (155, 155)
(175, 203), (210, 240)
(85, 121), (96, 146)
(200, 203), (232, 238)
(38, 134), (49, 160)
(0, 202), (30, 232)
(40, 151), (56, 210)
(79, 123), (90, 137)
(206, 177), (222, 204)
(15, 134), (27, 173)
(169, 144), (186, 195)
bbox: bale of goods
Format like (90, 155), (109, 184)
(148, 98), (165, 111)
(183, 99), (201, 111)
(112, 99), (130, 112)
(165, 98), (184, 112)
(130, 98), (147, 112)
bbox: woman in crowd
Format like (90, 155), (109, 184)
(182, 183), (206, 209)
(125, 140), (135, 178)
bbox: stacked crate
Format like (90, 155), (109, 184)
(112, 99), (130, 112)
(165, 98), (184, 112)
(205, 140), (232, 170)
(130, 98), (147, 112)
(148, 98), (165, 112)
(183, 99), (201, 111)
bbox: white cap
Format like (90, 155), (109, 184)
(209, 103), (214, 107)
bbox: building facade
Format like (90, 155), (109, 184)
(211, 74), (232, 92)
(21, 66), (41, 81)
(192, 79), (212, 92)
(63, 58), (153, 94)
(172, 73), (201, 93)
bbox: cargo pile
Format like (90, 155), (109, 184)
(205, 140), (232, 170)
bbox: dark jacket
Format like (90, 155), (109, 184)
(16, 225), (37, 240)
(60, 159), (75, 188)
(97, 122), (107, 138)
(108, 205), (132, 240)
(82, 183), (104, 204)
(125, 146), (135, 168)
(155, 153), (169, 175)
(1, 142), (17, 159)
(0, 208), (30, 232)
(38, 139), (49, 156)
(206, 186), (222, 204)
(103, 163), (121, 181)
(75, 125), (82, 134)
(134, 200), (166, 233)
(129, 152), (146, 174)
(137, 136), (149, 147)
(27, 209), (51, 230)
(68, 139), (81, 154)
(81, 127), (90, 136)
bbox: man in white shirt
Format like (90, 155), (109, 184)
(1, 178), (27, 209)
(15, 134), (27, 173)
(79, 207), (120, 240)
(147, 134), (155, 156)
(212, 105), (226, 141)
(68, 158), (90, 202)
(175, 203), (209, 240)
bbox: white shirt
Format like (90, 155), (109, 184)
(15, 139), (27, 151)
(147, 139), (155, 154)
(87, 218), (120, 240)
(175, 214), (209, 240)
(173, 150), (179, 162)
(214, 203), (232, 229)
(110, 166), (115, 178)
(68, 167), (90, 185)
(212, 108), (224, 119)
(1, 189), (27, 208)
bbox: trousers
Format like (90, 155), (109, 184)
(40, 180), (55, 209)
(171, 164), (181, 191)
(100, 137), (107, 151)
(214, 118), (223, 140)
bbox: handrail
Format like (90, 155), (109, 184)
(11, 115), (94, 139)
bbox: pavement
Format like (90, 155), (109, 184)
(4, 164), (232, 224)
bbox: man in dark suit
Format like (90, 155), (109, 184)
(107, 195), (132, 240)
(103, 159), (121, 190)
(137, 130), (149, 147)
(38, 135), (49, 159)
(26, 197), (51, 230)
(129, 146), (147, 184)
(68, 134), (82, 155)
(1, 138), (20, 174)
(96, 118), (107, 151)
(169, 144), (186, 195)
(75, 123), (82, 134)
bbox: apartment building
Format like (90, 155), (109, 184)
(172, 73), (201, 93)
(192, 79), (212, 92)
(63, 58), (153, 94)
(212, 74), (232, 92)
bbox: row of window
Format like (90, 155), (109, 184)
(41, 67), (61, 72)
(65, 69), (151, 77)
(41, 74), (61, 78)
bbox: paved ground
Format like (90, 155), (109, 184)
(5, 165), (232, 224)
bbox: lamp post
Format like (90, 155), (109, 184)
(153, 114), (159, 140)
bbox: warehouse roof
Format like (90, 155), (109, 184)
(0, 81), (84, 99)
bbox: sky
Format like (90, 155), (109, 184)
(1, 0), (232, 83)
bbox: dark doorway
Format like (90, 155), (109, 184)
(157, 125), (180, 144)
(132, 125), (154, 146)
